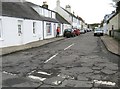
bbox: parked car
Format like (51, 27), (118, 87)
(63, 28), (76, 38)
(80, 29), (85, 34)
(86, 28), (91, 32)
(84, 29), (87, 33)
(73, 28), (80, 36)
(94, 28), (103, 36)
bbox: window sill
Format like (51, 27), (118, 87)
(47, 33), (52, 36)
(33, 34), (37, 37)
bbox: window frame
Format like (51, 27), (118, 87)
(18, 20), (22, 36)
(0, 19), (2, 38)
(46, 22), (52, 35)
(33, 22), (36, 34)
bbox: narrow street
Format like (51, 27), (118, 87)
(2, 32), (120, 88)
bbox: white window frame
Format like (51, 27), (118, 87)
(18, 20), (23, 36)
(46, 22), (52, 35)
(33, 22), (36, 34)
(0, 19), (2, 38)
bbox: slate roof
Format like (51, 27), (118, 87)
(61, 7), (84, 22)
(25, 2), (59, 23)
(61, 7), (77, 19)
(77, 16), (84, 22)
(56, 12), (71, 24)
(41, 15), (59, 23)
(1, 1), (59, 23)
(107, 12), (118, 22)
(1, 2), (43, 20)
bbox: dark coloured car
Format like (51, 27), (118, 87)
(63, 28), (76, 38)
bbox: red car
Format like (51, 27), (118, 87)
(73, 28), (80, 36)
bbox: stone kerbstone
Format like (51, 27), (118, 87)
(77, 75), (89, 81)
(12, 81), (42, 87)
(60, 79), (92, 87)
(101, 69), (117, 75)
(43, 76), (65, 86)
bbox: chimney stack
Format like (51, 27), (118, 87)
(56, 0), (60, 7)
(42, 1), (48, 9)
(65, 5), (71, 13)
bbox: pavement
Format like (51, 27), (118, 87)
(0, 37), (65, 56)
(101, 35), (120, 56)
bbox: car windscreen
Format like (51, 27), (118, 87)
(65, 29), (72, 31)
(95, 29), (103, 31)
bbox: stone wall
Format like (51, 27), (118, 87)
(111, 30), (120, 40)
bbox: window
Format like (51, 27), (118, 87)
(0, 19), (2, 38)
(46, 23), (51, 35)
(18, 21), (22, 36)
(33, 22), (36, 34)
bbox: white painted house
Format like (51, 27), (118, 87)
(26, 2), (60, 38)
(56, 12), (71, 33)
(103, 11), (119, 35)
(0, 1), (44, 48)
(0, 1), (61, 48)
(54, 0), (84, 29)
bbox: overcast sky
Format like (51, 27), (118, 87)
(26, 0), (115, 24)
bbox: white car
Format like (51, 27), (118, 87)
(94, 29), (103, 36)
(80, 29), (85, 34)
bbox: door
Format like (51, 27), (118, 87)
(0, 19), (2, 38)
(18, 20), (23, 45)
(0, 19), (2, 47)
(54, 23), (56, 37)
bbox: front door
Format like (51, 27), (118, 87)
(54, 23), (56, 37)
(18, 20), (23, 45)
(0, 19), (2, 38)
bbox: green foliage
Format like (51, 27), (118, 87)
(115, 29), (120, 32)
(118, 29), (120, 32)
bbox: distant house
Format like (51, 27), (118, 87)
(56, 12), (71, 33)
(0, 1), (44, 48)
(103, 11), (119, 35)
(54, 0), (84, 29)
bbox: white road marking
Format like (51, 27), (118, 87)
(93, 80), (116, 86)
(37, 71), (51, 76)
(28, 75), (46, 81)
(52, 80), (62, 85)
(28, 70), (36, 75)
(44, 53), (58, 63)
(64, 43), (75, 50)
(3, 71), (16, 76)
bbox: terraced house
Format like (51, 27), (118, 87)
(54, 0), (85, 29)
(102, 1), (120, 39)
(0, 0), (71, 48)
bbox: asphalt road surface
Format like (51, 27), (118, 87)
(2, 32), (120, 88)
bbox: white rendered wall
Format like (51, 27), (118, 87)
(1, 17), (22, 47)
(0, 16), (43, 48)
(43, 21), (55, 39)
(55, 6), (72, 25)
(52, 12), (56, 19)
(23, 20), (43, 44)
(107, 14), (119, 35)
